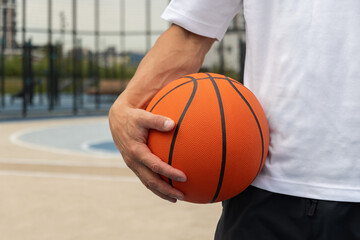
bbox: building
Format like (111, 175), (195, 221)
(0, 0), (17, 49)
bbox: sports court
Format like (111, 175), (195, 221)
(0, 116), (221, 240)
(0, 1), (240, 238)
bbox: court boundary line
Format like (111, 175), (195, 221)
(0, 157), (126, 168)
(9, 123), (121, 159)
(81, 139), (119, 156)
(0, 170), (139, 182)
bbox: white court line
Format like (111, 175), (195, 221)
(0, 157), (127, 168)
(9, 124), (121, 159)
(81, 139), (119, 156)
(0, 170), (139, 182)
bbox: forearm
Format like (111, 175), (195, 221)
(119, 24), (215, 109)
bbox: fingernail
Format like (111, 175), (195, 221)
(176, 176), (187, 182)
(164, 119), (175, 129)
(176, 195), (184, 201)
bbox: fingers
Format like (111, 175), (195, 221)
(132, 143), (186, 182)
(126, 110), (186, 181)
(139, 110), (175, 132)
(125, 156), (185, 203)
(109, 103), (187, 203)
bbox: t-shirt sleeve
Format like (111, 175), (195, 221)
(161, 0), (243, 41)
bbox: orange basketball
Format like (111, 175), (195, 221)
(146, 73), (269, 203)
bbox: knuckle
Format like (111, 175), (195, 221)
(137, 110), (148, 124)
(144, 180), (158, 190)
(149, 162), (161, 173)
(128, 144), (139, 157)
(124, 158), (135, 169)
(132, 168), (140, 178)
(152, 116), (163, 128)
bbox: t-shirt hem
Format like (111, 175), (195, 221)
(251, 175), (360, 202)
(161, 6), (225, 41)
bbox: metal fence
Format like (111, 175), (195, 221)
(0, 0), (245, 119)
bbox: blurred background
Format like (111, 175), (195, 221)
(0, 1), (246, 239)
(0, 0), (245, 119)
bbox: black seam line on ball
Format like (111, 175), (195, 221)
(149, 77), (240, 113)
(168, 77), (198, 186)
(207, 73), (227, 203)
(149, 78), (193, 112)
(225, 77), (265, 177)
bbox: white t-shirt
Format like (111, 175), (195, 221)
(162, 0), (360, 202)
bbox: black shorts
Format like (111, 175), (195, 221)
(215, 186), (360, 240)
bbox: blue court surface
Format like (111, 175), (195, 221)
(0, 93), (114, 120)
(11, 119), (119, 157)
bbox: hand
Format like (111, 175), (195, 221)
(108, 24), (214, 203)
(109, 99), (187, 203)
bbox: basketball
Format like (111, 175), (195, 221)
(146, 73), (269, 203)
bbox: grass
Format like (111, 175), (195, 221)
(1, 77), (130, 95)
(2, 77), (23, 95)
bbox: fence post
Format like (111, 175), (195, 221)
(72, 0), (77, 114)
(239, 40), (246, 84)
(48, 0), (55, 111)
(22, 0), (27, 117)
(94, 0), (100, 109)
(145, 0), (151, 52)
(27, 39), (34, 106)
(77, 41), (83, 107)
(119, 0), (126, 81)
(0, 7), (5, 108)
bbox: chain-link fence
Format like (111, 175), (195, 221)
(0, 0), (245, 119)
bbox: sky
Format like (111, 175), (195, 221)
(15, 0), (170, 52)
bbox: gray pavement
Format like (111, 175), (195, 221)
(0, 116), (221, 240)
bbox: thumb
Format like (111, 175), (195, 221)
(139, 110), (175, 132)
